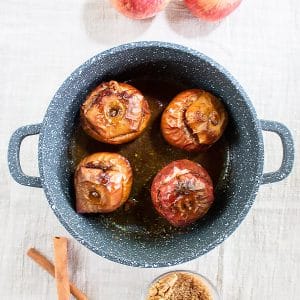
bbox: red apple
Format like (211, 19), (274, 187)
(110, 0), (170, 19)
(151, 160), (214, 227)
(184, 0), (242, 22)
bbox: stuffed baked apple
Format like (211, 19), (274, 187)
(151, 159), (214, 227)
(81, 80), (151, 144)
(161, 89), (228, 151)
(74, 152), (133, 213)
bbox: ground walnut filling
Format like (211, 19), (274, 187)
(147, 272), (213, 300)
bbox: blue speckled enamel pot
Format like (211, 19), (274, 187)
(8, 42), (294, 268)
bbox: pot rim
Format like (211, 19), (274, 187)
(38, 41), (264, 267)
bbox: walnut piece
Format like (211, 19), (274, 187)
(147, 272), (213, 300)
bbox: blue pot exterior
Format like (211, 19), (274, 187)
(8, 42), (294, 267)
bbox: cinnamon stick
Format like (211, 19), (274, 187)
(27, 248), (88, 300)
(53, 237), (71, 300)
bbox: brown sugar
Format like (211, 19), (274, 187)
(147, 272), (213, 300)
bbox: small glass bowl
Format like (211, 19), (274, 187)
(142, 270), (220, 300)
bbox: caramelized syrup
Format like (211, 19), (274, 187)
(69, 79), (229, 237)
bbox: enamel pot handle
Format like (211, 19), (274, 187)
(8, 124), (42, 188)
(260, 120), (294, 184)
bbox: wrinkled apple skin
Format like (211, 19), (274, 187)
(81, 81), (151, 144)
(161, 89), (228, 152)
(75, 152), (133, 213)
(184, 0), (242, 22)
(110, 0), (170, 19)
(151, 159), (214, 227)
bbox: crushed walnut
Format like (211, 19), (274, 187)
(146, 272), (213, 300)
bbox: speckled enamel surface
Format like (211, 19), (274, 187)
(8, 42), (294, 267)
(8, 124), (42, 188)
(260, 120), (294, 184)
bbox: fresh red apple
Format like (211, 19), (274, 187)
(184, 0), (242, 22)
(110, 0), (170, 19)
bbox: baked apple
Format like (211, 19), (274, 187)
(151, 159), (214, 226)
(81, 80), (151, 144)
(161, 89), (228, 151)
(74, 152), (133, 213)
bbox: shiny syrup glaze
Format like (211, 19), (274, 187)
(69, 79), (229, 237)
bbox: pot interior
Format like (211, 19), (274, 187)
(69, 77), (230, 238)
(41, 43), (263, 267)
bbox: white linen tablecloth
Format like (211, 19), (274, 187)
(0, 0), (299, 299)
